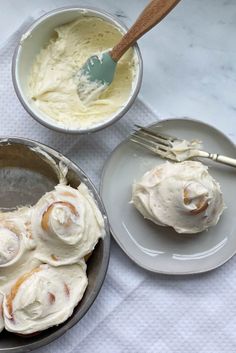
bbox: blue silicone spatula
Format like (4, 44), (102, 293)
(77, 0), (181, 103)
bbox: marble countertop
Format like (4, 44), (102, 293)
(1, 0), (235, 140)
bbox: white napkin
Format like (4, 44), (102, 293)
(1, 18), (236, 353)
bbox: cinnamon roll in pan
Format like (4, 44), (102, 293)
(0, 183), (105, 335)
(0, 208), (34, 268)
(3, 262), (88, 335)
(31, 183), (105, 266)
(132, 161), (225, 234)
(0, 209), (39, 290)
(0, 138), (109, 347)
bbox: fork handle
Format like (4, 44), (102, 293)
(110, 0), (181, 61)
(207, 153), (236, 168)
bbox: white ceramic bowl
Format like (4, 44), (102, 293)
(12, 7), (143, 134)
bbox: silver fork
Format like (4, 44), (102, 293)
(131, 125), (236, 168)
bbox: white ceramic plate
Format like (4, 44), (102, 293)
(100, 118), (236, 274)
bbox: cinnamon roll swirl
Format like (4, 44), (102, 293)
(31, 183), (105, 265)
(3, 261), (87, 335)
(0, 208), (34, 267)
(0, 208), (37, 290)
(0, 226), (20, 266)
(0, 181), (106, 335)
(132, 161), (225, 234)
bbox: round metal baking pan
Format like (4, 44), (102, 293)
(0, 137), (110, 352)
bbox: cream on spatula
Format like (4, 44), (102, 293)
(77, 0), (181, 104)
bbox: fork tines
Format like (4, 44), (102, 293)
(134, 125), (177, 143)
(131, 125), (177, 159)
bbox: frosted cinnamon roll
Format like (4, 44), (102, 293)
(0, 208), (37, 290)
(0, 293), (4, 333)
(3, 261), (88, 335)
(31, 183), (105, 265)
(0, 208), (34, 268)
(132, 161), (225, 234)
(0, 225), (20, 267)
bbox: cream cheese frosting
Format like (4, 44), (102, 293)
(31, 183), (105, 265)
(131, 161), (225, 234)
(0, 208), (38, 290)
(76, 68), (109, 105)
(3, 261), (88, 335)
(165, 139), (202, 162)
(0, 228), (20, 266)
(28, 17), (137, 129)
(0, 178), (105, 334)
(0, 208), (34, 268)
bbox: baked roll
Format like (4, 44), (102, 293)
(0, 225), (21, 267)
(3, 261), (88, 335)
(0, 209), (37, 290)
(31, 183), (105, 265)
(0, 209), (33, 268)
(132, 161), (225, 234)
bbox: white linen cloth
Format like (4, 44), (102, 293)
(0, 18), (236, 353)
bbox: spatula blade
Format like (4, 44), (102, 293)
(76, 52), (117, 104)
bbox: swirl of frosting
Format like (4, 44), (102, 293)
(0, 293), (4, 333)
(3, 262), (88, 335)
(41, 201), (81, 245)
(132, 161), (225, 234)
(31, 183), (105, 265)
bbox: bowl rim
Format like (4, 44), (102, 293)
(0, 136), (110, 352)
(12, 6), (143, 134)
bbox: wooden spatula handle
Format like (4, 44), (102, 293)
(110, 0), (181, 62)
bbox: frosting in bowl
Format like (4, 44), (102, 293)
(131, 161), (225, 234)
(28, 17), (137, 129)
(3, 261), (87, 335)
(31, 183), (105, 265)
